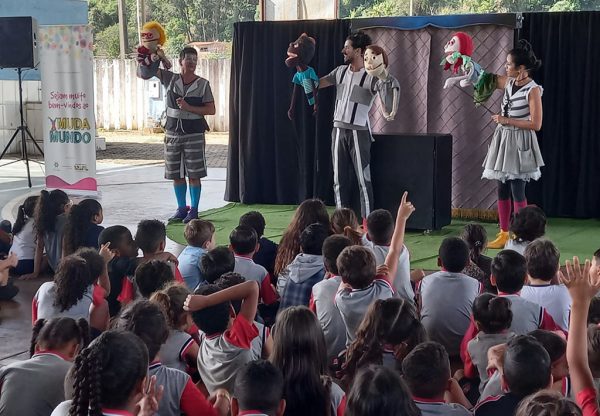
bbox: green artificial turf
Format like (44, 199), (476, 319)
(167, 203), (600, 270)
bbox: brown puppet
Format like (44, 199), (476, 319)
(286, 33), (319, 119)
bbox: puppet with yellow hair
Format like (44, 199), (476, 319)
(137, 21), (172, 70)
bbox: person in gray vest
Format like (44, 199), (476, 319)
(138, 46), (216, 223)
(319, 31), (400, 222)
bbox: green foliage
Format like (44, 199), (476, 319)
(89, 0), (257, 58)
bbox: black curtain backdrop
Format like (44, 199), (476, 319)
(225, 20), (350, 204)
(522, 12), (600, 218)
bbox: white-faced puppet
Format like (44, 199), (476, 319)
(138, 21), (172, 70)
(364, 45), (400, 121)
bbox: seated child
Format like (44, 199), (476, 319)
(515, 390), (582, 416)
(200, 246), (236, 284)
(474, 335), (552, 416)
(186, 280), (260, 394)
(346, 365), (421, 416)
(364, 208), (414, 302)
(135, 219), (183, 280)
(231, 360), (285, 416)
(330, 207), (363, 246)
(418, 237), (481, 357)
(239, 211), (279, 276)
(336, 192), (415, 346)
(403, 341), (473, 415)
(135, 259), (176, 299)
(9, 195), (38, 276)
(0, 252), (19, 301)
(62, 331), (151, 416)
(117, 299), (228, 416)
(231, 226), (278, 305)
(559, 255), (600, 415)
(278, 223), (328, 309)
(215, 272), (271, 359)
(343, 298), (426, 386)
(151, 282), (199, 374)
(310, 234), (353, 361)
(461, 223), (493, 293)
(505, 205), (547, 255)
(98, 225), (138, 316)
(63, 199), (104, 255)
(178, 219), (216, 290)
(521, 239), (571, 330)
(461, 250), (563, 361)
(0, 317), (89, 416)
(33, 250), (110, 333)
(464, 293), (515, 394)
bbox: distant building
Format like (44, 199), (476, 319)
(188, 41), (230, 57)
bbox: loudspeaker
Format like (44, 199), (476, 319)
(0, 17), (39, 69)
(371, 134), (452, 230)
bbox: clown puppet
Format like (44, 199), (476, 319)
(137, 21), (172, 70)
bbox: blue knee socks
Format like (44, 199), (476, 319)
(189, 184), (201, 210)
(174, 183), (187, 208)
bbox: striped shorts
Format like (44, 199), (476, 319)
(164, 134), (207, 179)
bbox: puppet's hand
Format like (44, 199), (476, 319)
(459, 79), (472, 88)
(444, 77), (459, 89)
(384, 110), (396, 121)
(287, 107), (294, 120)
(137, 46), (152, 67)
(312, 103), (318, 116)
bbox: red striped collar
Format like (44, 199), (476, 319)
(149, 361), (162, 370)
(234, 254), (254, 260)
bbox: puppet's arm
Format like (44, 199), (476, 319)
(444, 74), (469, 89)
(385, 88), (399, 121)
(379, 74), (400, 121)
(312, 80), (319, 115)
(288, 84), (300, 120)
(155, 46), (172, 70)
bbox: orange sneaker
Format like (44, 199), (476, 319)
(487, 231), (509, 249)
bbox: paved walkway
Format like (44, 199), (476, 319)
(0, 132), (229, 367)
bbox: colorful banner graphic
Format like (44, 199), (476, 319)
(40, 25), (97, 192)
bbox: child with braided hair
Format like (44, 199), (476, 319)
(117, 299), (229, 416)
(151, 283), (199, 374)
(341, 298), (426, 388)
(0, 317), (89, 415)
(62, 330), (161, 416)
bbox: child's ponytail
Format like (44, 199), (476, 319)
(13, 195), (38, 236)
(53, 256), (93, 312)
(64, 199), (102, 255)
(34, 189), (69, 236)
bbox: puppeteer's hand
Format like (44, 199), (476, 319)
(176, 97), (191, 112)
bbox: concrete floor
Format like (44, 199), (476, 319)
(0, 159), (228, 367)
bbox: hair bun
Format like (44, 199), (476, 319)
(518, 39), (532, 53)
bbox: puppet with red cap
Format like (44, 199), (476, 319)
(442, 31), (496, 105)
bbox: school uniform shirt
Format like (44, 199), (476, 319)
(310, 274), (347, 360)
(51, 402), (138, 416)
(577, 387), (600, 416)
(254, 237), (278, 276)
(335, 276), (394, 346)
(330, 381), (347, 416)
(0, 351), (72, 416)
(521, 284), (571, 331)
(234, 255), (278, 305)
(83, 224), (104, 249)
(418, 271), (481, 357)
(149, 361), (217, 416)
(44, 213), (67, 271)
(473, 393), (522, 416)
(197, 314), (259, 395)
(278, 253), (325, 309)
(250, 320), (269, 359)
(464, 332), (515, 393)
(460, 293), (563, 363)
(10, 220), (36, 260)
(237, 412), (269, 416)
(160, 329), (197, 373)
(480, 371), (572, 405)
(178, 245), (206, 290)
(363, 239), (415, 303)
(32, 281), (100, 323)
(503, 239), (529, 255)
(414, 398), (473, 416)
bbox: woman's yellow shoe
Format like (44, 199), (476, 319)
(487, 231), (509, 249)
